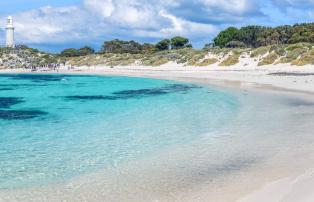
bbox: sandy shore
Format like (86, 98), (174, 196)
(2, 61), (314, 94)
(1, 63), (314, 202)
(238, 171), (314, 202)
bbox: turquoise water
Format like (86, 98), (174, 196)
(0, 74), (239, 189)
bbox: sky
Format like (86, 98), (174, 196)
(0, 0), (314, 52)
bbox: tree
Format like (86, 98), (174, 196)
(155, 39), (171, 51)
(288, 23), (314, 44)
(102, 39), (143, 54)
(257, 28), (281, 46)
(212, 23), (314, 48)
(186, 44), (193, 48)
(226, 40), (246, 48)
(78, 46), (95, 55)
(237, 26), (266, 48)
(60, 46), (95, 57)
(213, 27), (239, 47)
(170, 36), (189, 49)
(60, 48), (81, 57)
(276, 25), (293, 44)
(142, 43), (156, 54)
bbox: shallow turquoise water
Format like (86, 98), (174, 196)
(0, 74), (239, 189)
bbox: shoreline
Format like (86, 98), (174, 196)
(1, 65), (314, 202)
(1, 63), (314, 95)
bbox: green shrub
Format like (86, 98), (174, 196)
(177, 57), (187, 64)
(270, 45), (286, 56)
(184, 51), (207, 66)
(285, 43), (312, 51)
(232, 48), (250, 55)
(278, 47), (308, 63)
(226, 40), (246, 48)
(196, 58), (218, 66)
(219, 53), (240, 66)
(208, 48), (224, 55)
(151, 58), (170, 66)
(258, 52), (279, 66)
(291, 49), (314, 66)
(119, 58), (136, 66)
(250, 46), (270, 57)
(141, 55), (170, 66)
(171, 36), (190, 49)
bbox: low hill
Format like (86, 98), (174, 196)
(0, 43), (313, 69)
(66, 43), (314, 67)
(0, 46), (61, 69)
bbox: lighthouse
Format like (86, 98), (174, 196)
(6, 16), (15, 48)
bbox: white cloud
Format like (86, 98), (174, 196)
(84, 0), (163, 29)
(159, 10), (184, 34)
(84, 0), (114, 17)
(109, 2), (159, 29)
(82, 0), (218, 36)
(2, 0), (219, 45)
(201, 0), (253, 14)
(0, 0), (279, 49)
(158, 10), (217, 36)
(0, 0), (264, 47)
(1, 6), (96, 44)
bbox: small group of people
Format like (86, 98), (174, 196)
(25, 63), (77, 72)
(26, 63), (62, 72)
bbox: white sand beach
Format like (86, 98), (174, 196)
(238, 172), (314, 202)
(3, 59), (314, 94)
(1, 62), (314, 202)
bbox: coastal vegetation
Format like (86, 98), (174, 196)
(60, 46), (95, 57)
(100, 36), (191, 54)
(1, 23), (314, 69)
(65, 42), (314, 67)
(219, 51), (241, 66)
(213, 23), (314, 48)
(62, 23), (314, 67)
(0, 45), (61, 69)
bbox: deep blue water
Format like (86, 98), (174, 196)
(0, 74), (239, 189)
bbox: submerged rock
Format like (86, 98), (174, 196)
(0, 97), (24, 109)
(0, 110), (47, 120)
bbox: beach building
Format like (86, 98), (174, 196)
(6, 16), (15, 48)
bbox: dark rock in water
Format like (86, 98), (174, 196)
(113, 84), (200, 98)
(165, 84), (201, 92)
(0, 74), (66, 82)
(113, 88), (168, 96)
(0, 84), (47, 87)
(0, 110), (48, 120)
(0, 97), (24, 109)
(0, 74), (95, 83)
(0, 88), (13, 91)
(64, 95), (118, 101)
(58, 84), (201, 101)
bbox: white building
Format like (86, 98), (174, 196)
(6, 16), (15, 48)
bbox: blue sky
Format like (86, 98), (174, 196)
(0, 0), (314, 52)
(0, 0), (81, 13)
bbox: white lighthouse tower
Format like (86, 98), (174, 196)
(6, 16), (15, 48)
